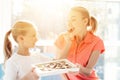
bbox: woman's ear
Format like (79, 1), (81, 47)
(83, 18), (89, 26)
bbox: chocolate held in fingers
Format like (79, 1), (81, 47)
(67, 27), (75, 33)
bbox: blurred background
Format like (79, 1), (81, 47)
(0, 0), (120, 80)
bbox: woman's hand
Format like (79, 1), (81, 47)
(64, 28), (78, 43)
(79, 65), (92, 76)
(63, 32), (73, 43)
(68, 64), (92, 76)
(21, 68), (39, 80)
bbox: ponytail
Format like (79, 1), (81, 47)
(90, 16), (97, 33)
(4, 30), (12, 62)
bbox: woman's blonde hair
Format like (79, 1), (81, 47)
(4, 21), (34, 62)
(71, 6), (97, 33)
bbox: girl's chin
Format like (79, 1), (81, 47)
(30, 45), (35, 48)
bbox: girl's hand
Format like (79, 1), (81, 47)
(68, 63), (80, 75)
(21, 68), (39, 80)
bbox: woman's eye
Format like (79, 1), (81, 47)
(72, 19), (76, 22)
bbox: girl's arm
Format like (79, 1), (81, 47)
(3, 61), (18, 80)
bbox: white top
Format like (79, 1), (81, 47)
(3, 53), (52, 80)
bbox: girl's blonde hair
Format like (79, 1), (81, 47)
(4, 21), (34, 62)
(71, 6), (97, 33)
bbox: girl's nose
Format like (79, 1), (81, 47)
(35, 37), (38, 42)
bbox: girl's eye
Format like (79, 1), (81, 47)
(72, 19), (76, 22)
(33, 34), (36, 37)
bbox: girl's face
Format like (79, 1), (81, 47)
(22, 27), (38, 48)
(68, 10), (87, 34)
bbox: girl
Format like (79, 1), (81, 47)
(55, 6), (105, 80)
(3, 21), (51, 80)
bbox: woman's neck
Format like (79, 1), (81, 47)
(76, 31), (87, 44)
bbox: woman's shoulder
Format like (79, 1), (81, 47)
(88, 32), (103, 41)
(87, 32), (104, 44)
(94, 35), (103, 42)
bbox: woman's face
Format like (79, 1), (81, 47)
(67, 10), (87, 35)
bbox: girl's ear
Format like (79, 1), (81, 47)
(16, 35), (24, 42)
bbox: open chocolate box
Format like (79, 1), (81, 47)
(33, 59), (79, 76)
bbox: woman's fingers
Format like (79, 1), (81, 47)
(63, 32), (74, 42)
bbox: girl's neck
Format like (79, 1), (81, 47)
(17, 48), (30, 56)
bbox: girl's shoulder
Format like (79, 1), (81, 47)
(6, 53), (18, 62)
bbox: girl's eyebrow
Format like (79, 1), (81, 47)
(71, 16), (76, 18)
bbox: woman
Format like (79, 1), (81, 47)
(55, 6), (105, 80)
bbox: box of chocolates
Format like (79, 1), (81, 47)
(34, 59), (79, 76)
